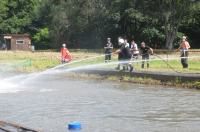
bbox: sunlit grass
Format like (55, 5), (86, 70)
(0, 50), (200, 73)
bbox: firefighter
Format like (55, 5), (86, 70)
(61, 43), (72, 64)
(178, 36), (191, 68)
(115, 37), (133, 72)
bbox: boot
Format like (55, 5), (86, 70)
(123, 65), (126, 71)
(129, 65), (133, 72)
(115, 64), (120, 70)
(141, 64), (144, 68)
(147, 63), (149, 68)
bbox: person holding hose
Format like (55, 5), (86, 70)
(115, 37), (133, 72)
(140, 42), (153, 68)
(61, 43), (72, 64)
(178, 36), (191, 68)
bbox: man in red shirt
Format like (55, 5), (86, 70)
(61, 43), (72, 64)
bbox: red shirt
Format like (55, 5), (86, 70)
(61, 48), (72, 61)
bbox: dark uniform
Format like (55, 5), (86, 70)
(121, 45), (132, 60)
(105, 42), (113, 62)
(118, 45), (133, 71)
(140, 46), (150, 68)
(180, 49), (189, 68)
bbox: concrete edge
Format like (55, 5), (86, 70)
(76, 69), (200, 82)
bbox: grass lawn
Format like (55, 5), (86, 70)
(0, 50), (200, 74)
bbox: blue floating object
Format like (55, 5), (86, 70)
(68, 121), (81, 130)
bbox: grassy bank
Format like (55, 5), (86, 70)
(0, 50), (200, 73)
(0, 50), (199, 88)
(62, 72), (200, 89)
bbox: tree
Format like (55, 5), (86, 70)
(0, 0), (35, 34)
(179, 1), (200, 48)
(0, 0), (8, 33)
(144, 0), (199, 49)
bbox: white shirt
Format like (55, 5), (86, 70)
(131, 43), (139, 54)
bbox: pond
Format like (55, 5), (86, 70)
(0, 72), (200, 132)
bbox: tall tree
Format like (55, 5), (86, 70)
(144, 0), (199, 49)
(0, 0), (35, 34)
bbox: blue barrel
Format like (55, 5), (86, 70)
(68, 121), (81, 130)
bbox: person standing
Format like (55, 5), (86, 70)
(115, 37), (133, 72)
(178, 36), (191, 68)
(130, 40), (139, 60)
(124, 39), (130, 48)
(104, 38), (113, 63)
(140, 42), (153, 68)
(61, 43), (72, 64)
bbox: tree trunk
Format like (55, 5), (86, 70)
(165, 29), (177, 50)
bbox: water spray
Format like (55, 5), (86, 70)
(44, 55), (200, 74)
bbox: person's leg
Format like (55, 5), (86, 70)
(61, 58), (65, 64)
(185, 58), (188, 68)
(146, 54), (150, 68)
(116, 54), (121, 70)
(116, 64), (120, 70)
(181, 58), (185, 68)
(108, 54), (111, 62)
(134, 54), (139, 66)
(141, 55), (145, 68)
(105, 53), (108, 63)
(181, 51), (189, 68)
(185, 51), (189, 68)
(180, 51), (185, 68)
(182, 58), (188, 68)
(128, 59), (133, 72)
(123, 64), (126, 71)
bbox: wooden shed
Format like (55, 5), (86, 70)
(3, 34), (31, 51)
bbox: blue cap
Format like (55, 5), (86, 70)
(68, 121), (81, 130)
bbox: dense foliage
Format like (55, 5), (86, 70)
(0, 0), (199, 49)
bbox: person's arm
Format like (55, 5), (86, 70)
(110, 43), (113, 49)
(149, 48), (153, 55)
(178, 41), (182, 50)
(110, 44), (113, 49)
(114, 49), (121, 54)
(104, 44), (108, 49)
(187, 41), (191, 49)
(139, 48), (143, 55)
(61, 48), (63, 56)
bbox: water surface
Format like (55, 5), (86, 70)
(0, 73), (200, 132)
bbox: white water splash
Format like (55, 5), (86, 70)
(0, 74), (29, 94)
(0, 80), (20, 93)
(1, 55), (199, 93)
(17, 55), (200, 83)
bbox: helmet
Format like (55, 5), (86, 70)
(182, 36), (186, 39)
(62, 43), (66, 47)
(118, 38), (124, 46)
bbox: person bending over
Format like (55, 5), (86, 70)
(115, 37), (133, 72)
(61, 43), (72, 64)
